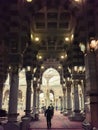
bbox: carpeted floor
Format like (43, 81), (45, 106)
(29, 111), (82, 130)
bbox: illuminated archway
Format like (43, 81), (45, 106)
(41, 67), (63, 109)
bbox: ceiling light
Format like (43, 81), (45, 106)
(35, 37), (40, 42)
(26, 66), (31, 71)
(58, 65), (62, 69)
(26, 0), (32, 2)
(38, 55), (42, 60)
(41, 65), (45, 69)
(31, 34), (33, 40)
(74, 66), (78, 71)
(90, 39), (98, 49)
(60, 55), (64, 59)
(74, 0), (80, 2)
(79, 43), (86, 53)
(65, 37), (69, 42)
(71, 34), (74, 40)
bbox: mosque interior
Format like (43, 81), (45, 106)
(0, 0), (98, 130)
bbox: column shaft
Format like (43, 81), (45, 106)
(67, 85), (72, 114)
(0, 86), (3, 109)
(25, 80), (31, 116)
(33, 81), (37, 116)
(8, 71), (19, 122)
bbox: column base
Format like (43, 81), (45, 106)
(3, 122), (20, 130)
(30, 113), (39, 121)
(24, 109), (31, 116)
(63, 109), (72, 116)
(20, 117), (31, 130)
(63, 111), (68, 116)
(82, 119), (92, 130)
(68, 112), (85, 121)
(8, 113), (19, 122)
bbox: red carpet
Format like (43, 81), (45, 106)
(29, 111), (82, 130)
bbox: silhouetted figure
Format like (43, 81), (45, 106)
(45, 106), (53, 129)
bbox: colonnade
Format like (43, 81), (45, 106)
(2, 48), (98, 130)
(60, 79), (85, 121)
(2, 67), (85, 123)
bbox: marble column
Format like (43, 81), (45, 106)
(36, 88), (40, 114)
(66, 82), (72, 115)
(59, 96), (63, 113)
(63, 88), (67, 115)
(69, 80), (84, 121)
(73, 81), (80, 113)
(46, 79), (50, 107)
(8, 66), (19, 122)
(55, 98), (58, 110)
(84, 51), (98, 128)
(33, 80), (37, 117)
(0, 85), (3, 109)
(80, 81), (85, 111)
(25, 71), (32, 116)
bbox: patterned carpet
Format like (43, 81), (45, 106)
(29, 111), (82, 130)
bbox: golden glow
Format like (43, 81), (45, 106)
(26, 0), (32, 2)
(34, 77), (37, 81)
(90, 40), (98, 49)
(74, 0), (80, 2)
(35, 37), (40, 42)
(79, 66), (82, 71)
(74, 66), (78, 71)
(67, 77), (70, 81)
(65, 37), (69, 42)
(38, 55), (42, 60)
(60, 53), (67, 59)
(79, 43), (86, 53)
(33, 68), (37, 73)
(71, 34), (74, 40)
(31, 34), (33, 40)
(60, 55), (64, 59)
(41, 65), (45, 69)
(58, 65), (62, 69)
(26, 66), (31, 71)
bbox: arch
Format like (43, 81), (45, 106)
(40, 67), (63, 108)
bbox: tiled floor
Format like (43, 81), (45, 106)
(29, 111), (82, 130)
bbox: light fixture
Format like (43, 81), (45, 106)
(41, 65), (45, 69)
(60, 55), (64, 59)
(67, 77), (70, 81)
(90, 39), (98, 50)
(79, 66), (82, 71)
(26, 66), (31, 71)
(58, 65), (62, 69)
(65, 37), (69, 42)
(33, 67), (37, 73)
(71, 34), (74, 39)
(74, 66), (78, 72)
(34, 77), (37, 81)
(35, 37), (40, 42)
(9, 66), (11, 70)
(60, 53), (67, 59)
(26, 0), (32, 2)
(31, 34), (33, 40)
(74, 0), (81, 2)
(79, 43), (86, 53)
(38, 55), (42, 60)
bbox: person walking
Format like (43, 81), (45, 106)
(45, 106), (53, 129)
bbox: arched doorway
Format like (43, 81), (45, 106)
(41, 67), (63, 110)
